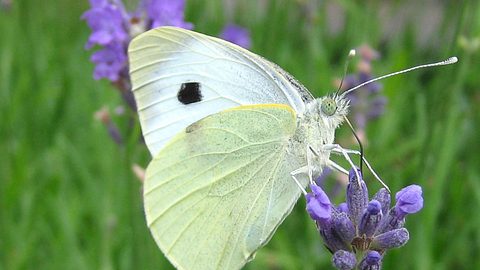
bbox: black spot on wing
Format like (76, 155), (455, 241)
(178, 82), (202, 104)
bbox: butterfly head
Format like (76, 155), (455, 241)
(303, 95), (349, 135)
(318, 94), (349, 124)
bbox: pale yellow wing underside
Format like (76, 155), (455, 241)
(144, 104), (307, 270)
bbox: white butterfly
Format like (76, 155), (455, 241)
(128, 26), (457, 270)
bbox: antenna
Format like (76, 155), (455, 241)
(344, 116), (364, 175)
(334, 49), (357, 98)
(340, 57), (458, 97)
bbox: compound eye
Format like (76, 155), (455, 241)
(321, 98), (337, 116)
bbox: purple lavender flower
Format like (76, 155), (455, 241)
(90, 43), (127, 81)
(83, 0), (194, 84)
(394, 185), (424, 219)
(305, 168), (424, 270)
(306, 184), (332, 221)
(219, 24), (252, 49)
(82, 0), (128, 49)
(146, 0), (193, 29)
(377, 184), (423, 233)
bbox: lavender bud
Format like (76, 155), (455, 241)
(377, 208), (405, 234)
(332, 250), (357, 270)
(395, 185), (424, 219)
(371, 228), (409, 250)
(359, 250), (382, 270)
(319, 221), (349, 252)
(372, 188), (391, 216)
(332, 211), (356, 245)
(306, 184), (332, 222)
(347, 168), (368, 225)
(359, 200), (382, 237)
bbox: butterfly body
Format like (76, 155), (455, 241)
(290, 97), (349, 174)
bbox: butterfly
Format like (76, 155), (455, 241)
(128, 26), (457, 270)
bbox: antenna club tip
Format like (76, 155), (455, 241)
(349, 49), (356, 57)
(447, 56), (458, 64)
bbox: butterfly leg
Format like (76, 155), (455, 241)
(326, 159), (349, 175)
(305, 145), (316, 186)
(332, 147), (390, 192)
(324, 144), (390, 192)
(290, 167), (309, 195)
(321, 144), (362, 187)
(290, 144), (335, 195)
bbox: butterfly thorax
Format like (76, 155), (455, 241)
(289, 96), (349, 176)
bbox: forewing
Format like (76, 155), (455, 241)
(128, 26), (313, 156)
(144, 104), (307, 270)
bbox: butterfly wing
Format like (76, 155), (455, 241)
(144, 104), (307, 270)
(128, 26), (314, 156)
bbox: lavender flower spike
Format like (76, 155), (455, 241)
(304, 162), (424, 269)
(395, 184), (424, 219)
(332, 250), (357, 270)
(346, 168), (368, 225)
(359, 250), (382, 270)
(306, 184), (332, 222)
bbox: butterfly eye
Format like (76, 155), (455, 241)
(321, 98), (337, 116)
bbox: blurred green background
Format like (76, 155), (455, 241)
(1, 0), (479, 269)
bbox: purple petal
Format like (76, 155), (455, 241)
(219, 24), (251, 49)
(359, 250), (382, 270)
(395, 184), (424, 218)
(365, 250), (382, 264)
(82, 2), (128, 48)
(146, 0), (193, 29)
(306, 184), (332, 222)
(337, 202), (348, 213)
